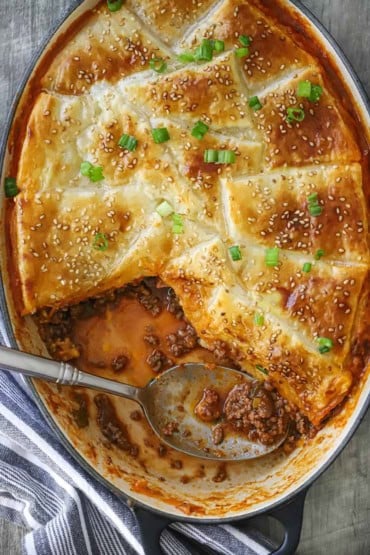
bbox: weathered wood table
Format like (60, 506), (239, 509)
(0, 1), (369, 554)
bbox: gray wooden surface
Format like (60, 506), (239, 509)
(0, 1), (369, 554)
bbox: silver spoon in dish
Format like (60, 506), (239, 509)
(0, 345), (288, 461)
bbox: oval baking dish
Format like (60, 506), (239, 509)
(0, 1), (369, 554)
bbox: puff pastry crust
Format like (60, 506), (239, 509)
(10, 0), (369, 425)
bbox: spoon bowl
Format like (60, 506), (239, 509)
(141, 363), (288, 460)
(0, 346), (288, 461)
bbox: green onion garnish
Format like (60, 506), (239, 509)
(149, 57), (167, 73)
(229, 245), (242, 261)
(314, 249), (325, 260)
(177, 52), (195, 63)
(93, 232), (109, 251)
(191, 121), (209, 140)
(307, 192), (318, 203)
(309, 84), (324, 103)
(152, 127), (170, 144)
(156, 200), (174, 218)
(107, 0), (123, 12)
(217, 150), (236, 164)
(297, 80), (323, 103)
(256, 365), (268, 375)
(317, 337), (334, 354)
(309, 204), (323, 217)
(118, 134), (138, 151)
(194, 39), (214, 62)
(213, 39), (225, 52)
(235, 47), (249, 58)
(249, 96), (262, 111)
(302, 262), (312, 273)
(307, 192), (322, 217)
(172, 213), (184, 234)
(297, 80), (311, 98)
(4, 177), (19, 198)
(265, 247), (280, 267)
(80, 161), (104, 182)
(204, 149), (236, 164)
(239, 35), (252, 47)
(204, 149), (218, 163)
(286, 107), (305, 123)
(254, 313), (264, 326)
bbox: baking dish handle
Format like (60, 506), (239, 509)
(269, 488), (307, 555)
(135, 488), (307, 555)
(135, 507), (172, 555)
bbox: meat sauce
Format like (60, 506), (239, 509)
(35, 277), (316, 456)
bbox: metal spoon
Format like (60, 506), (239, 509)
(0, 345), (287, 461)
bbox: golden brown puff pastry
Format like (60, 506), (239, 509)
(178, 0), (314, 90)
(11, 0), (369, 425)
(42, 4), (172, 95)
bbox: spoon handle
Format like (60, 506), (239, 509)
(0, 345), (142, 403)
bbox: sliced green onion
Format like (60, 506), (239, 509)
(307, 192), (323, 217)
(172, 213), (184, 234)
(314, 249), (325, 260)
(80, 161), (104, 182)
(118, 134), (138, 151)
(89, 166), (105, 183)
(4, 177), (19, 198)
(249, 96), (262, 111)
(309, 84), (323, 103)
(239, 35), (252, 47)
(152, 127), (170, 144)
(307, 192), (318, 203)
(297, 80), (312, 98)
(309, 204), (323, 217)
(177, 52), (195, 63)
(191, 120), (209, 140)
(297, 81), (323, 103)
(302, 262), (312, 273)
(265, 247), (280, 267)
(204, 149), (236, 164)
(254, 313), (264, 326)
(149, 57), (167, 73)
(156, 200), (174, 218)
(194, 39), (214, 62)
(107, 0), (123, 12)
(216, 150), (236, 164)
(93, 232), (109, 251)
(204, 149), (219, 163)
(80, 161), (93, 177)
(235, 47), (249, 58)
(213, 39), (225, 52)
(317, 337), (334, 354)
(256, 365), (268, 375)
(229, 245), (242, 261)
(286, 107), (305, 123)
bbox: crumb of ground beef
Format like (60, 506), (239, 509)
(162, 422), (179, 436)
(194, 388), (221, 422)
(166, 288), (184, 319)
(146, 349), (173, 372)
(166, 324), (198, 357)
(144, 333), (160, 346)
(111, 354), (129, 372)
(212, 423), (224, 445)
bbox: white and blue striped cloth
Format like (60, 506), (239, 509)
(0, 325), (277, 555)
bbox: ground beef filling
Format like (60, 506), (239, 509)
(194, 381), (313, 447)
(36, 278), (316, 451)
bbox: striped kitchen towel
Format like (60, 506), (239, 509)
(0, 322), (277, 555)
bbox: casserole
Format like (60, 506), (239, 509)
(0, 2), (368, 552)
